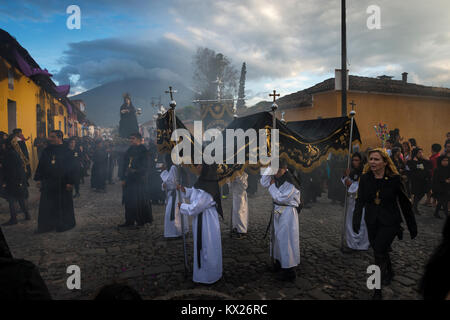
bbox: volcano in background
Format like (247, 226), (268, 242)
(70, 78), (196, 127)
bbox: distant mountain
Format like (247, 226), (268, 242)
(70, 78), (196, 127)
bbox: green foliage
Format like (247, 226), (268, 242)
(192, 47), (238, 100)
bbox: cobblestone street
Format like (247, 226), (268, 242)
(0, 177), (445, 300)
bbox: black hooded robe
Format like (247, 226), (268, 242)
(120, 144), (153, 225)
(69, 148), (82, 194)
(328, 155), (346, 203)
(91, 147), (108, 190)
(34, 144), (76, 233)
(147, 143), (165, 203)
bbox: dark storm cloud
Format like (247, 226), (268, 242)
(54, 36), (195, 93)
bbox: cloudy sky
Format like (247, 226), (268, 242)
(1, 0), (449, 106)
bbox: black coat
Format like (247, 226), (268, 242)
(353, 172), (417, 239)
(34, 144), (76, 233)
(1, 149), (28, 199)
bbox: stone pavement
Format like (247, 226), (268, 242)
(0, 177), (445, 300)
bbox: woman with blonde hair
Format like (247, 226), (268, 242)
(353, 148), (417, 299)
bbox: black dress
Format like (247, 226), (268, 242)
(34, 144), (76, 233)
(120, 145), (153, 225)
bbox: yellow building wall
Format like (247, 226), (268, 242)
(0, 57), (69, 171)
(283, 90), (450, 158)
(348, 92), (450, 156)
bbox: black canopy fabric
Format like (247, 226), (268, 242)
(156, 110), (361, 184)
(287, 116), (361, 143)
(156, 108), (198, 155)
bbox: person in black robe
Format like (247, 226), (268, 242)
(1, 137), (30, 226)
(353, 148), (417, 300)
(68, 138), (82, 198)
(312, 163), (327, 202)
(79, 144), (88, 184)
(118, 133), (153, 227)
(147, 141), (165, 204)
(106, 142), (115, 185)
(119, 93), (139, 139)
(33, 132), (48, 160)
(431, 156), (449, 219)
(406, 147), (432, 215)
(327, 154), (346, 205)
(34, 130), (76, 233)
(91, 140), (108, 193)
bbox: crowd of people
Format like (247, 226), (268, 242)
(0, 127), (449, 300)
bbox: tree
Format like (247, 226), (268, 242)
(192, 48), (238, 100)
(236, 62), (246, 109)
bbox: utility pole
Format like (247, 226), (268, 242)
(341, 0), (347, 116)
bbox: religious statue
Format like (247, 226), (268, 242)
(119, 93), (139, 138)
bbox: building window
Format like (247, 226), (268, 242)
(51, 103), (57, 115)
(36, 104), (45, 136)
(8, 69), (14, 90)
(64, 117), (67, 134)
(59, 106), (64, 115)
(58, 121), (61, 131)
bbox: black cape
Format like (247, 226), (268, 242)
(121, 144), (153, 225)
(34, 144), (76, 233)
